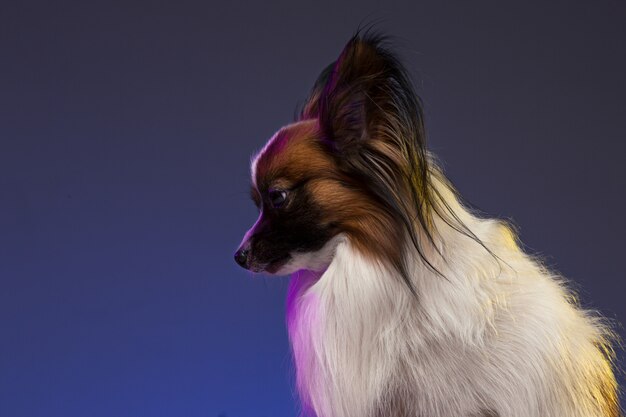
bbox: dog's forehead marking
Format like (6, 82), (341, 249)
(250, 120), (317, 188)
(250, 129), (281, 188)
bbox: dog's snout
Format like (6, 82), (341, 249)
(234, 247), (250, 269)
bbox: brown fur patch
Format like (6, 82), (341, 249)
(254, 120), (332, 192)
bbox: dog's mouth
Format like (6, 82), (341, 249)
(251, 255), (291, 274)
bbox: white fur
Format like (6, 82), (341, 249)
(250, 129), (281, 187)
(285, 173), (617, 417)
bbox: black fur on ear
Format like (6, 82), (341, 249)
(300, 30), (442, 292)
(298, 30), (503, 294)
(301, 32), (426, 155)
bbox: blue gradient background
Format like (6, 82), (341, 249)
(1, 1), (625, 416)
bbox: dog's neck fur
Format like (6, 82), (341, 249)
(286, 174), (619, 417)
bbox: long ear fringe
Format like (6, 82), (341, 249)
(300, 29), (495, 294)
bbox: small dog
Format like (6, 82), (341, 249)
(234, 31), (621, 417)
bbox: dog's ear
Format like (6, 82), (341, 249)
(302, 33), (423, 155)
(302, 32), (439, 292)
(300, 62), (334, 121)
(318, 36), (376, 152)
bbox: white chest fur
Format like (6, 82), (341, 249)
(285, 228), (616, 417)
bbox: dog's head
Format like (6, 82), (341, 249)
(235, 32), (433, 277)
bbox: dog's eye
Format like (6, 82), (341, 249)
(268, 188), (288, 208)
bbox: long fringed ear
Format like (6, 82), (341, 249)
(300, 32), (493, 292)
(301, 32), (442, 294)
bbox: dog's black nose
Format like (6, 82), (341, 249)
(234, 248), (249, 268)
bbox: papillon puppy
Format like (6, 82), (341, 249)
(234, 31), (621, 417)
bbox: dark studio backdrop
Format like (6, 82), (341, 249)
(1, 1), (625, 416)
